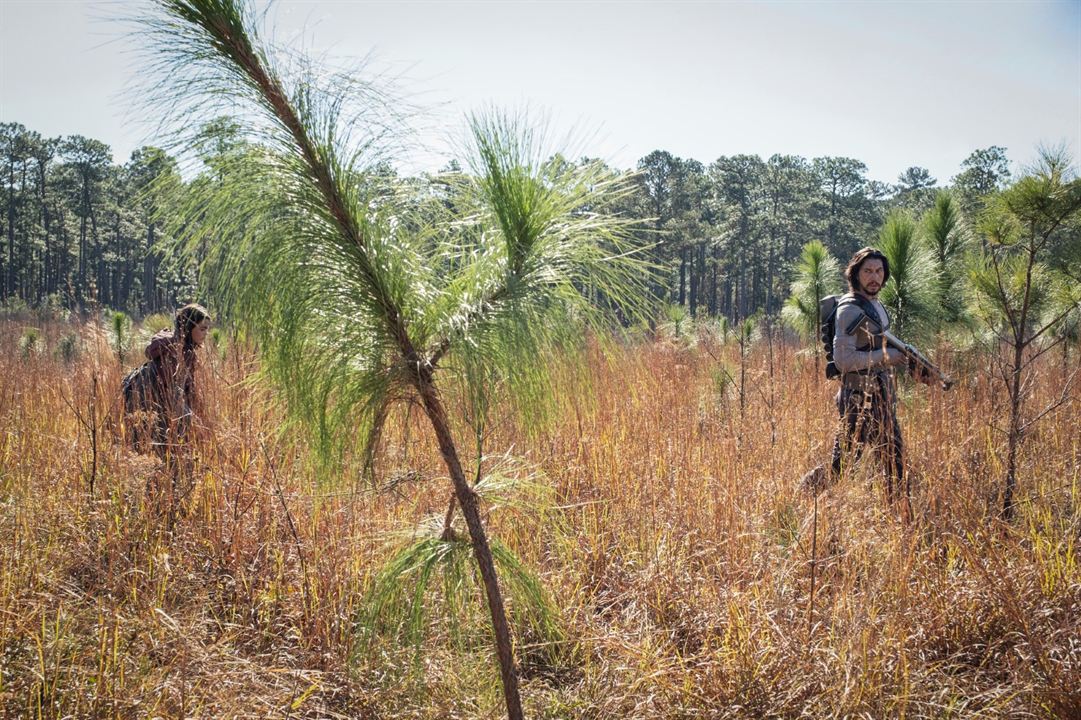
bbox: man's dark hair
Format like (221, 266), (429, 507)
(845, 247), (890, 292)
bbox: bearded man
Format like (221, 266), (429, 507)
(823, 246), (933, 503)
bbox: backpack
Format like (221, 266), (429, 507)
(819, 293), (883, 379)
(122, 361), (160, 414)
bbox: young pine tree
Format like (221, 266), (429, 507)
(781, 240), (841, 377)
(968, 150), (1081, 518)
(878, 209), (936, 341)
(920, 190), (968, 328)
(137, 1), (652, 717)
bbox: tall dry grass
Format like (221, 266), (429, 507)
(1, 318), (1077, 718)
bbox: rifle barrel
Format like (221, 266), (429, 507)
(881, 330), (954, 391)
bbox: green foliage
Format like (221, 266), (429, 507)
(1041, 275), (1081, 357)
(739, 316), (757, 345)
(968, 252), (1081, 351)
(921, 191), (968, 327)
(55, 333), (80, 365)
(137, 7), (651, 713)
(967, 148), (1081, 518)
(18, 327), (42, 358)
(781, 240), (841, 339)
(0, 112), (1040, 331)
(142, 312), (173, 334)
(952, 146), (1011, 216)
(878, 210), (936, 340)
(894, 166), (937, 215)
(360, 457), (565, 662)
(711, 363), (736, 400)
(107, 310), (133, 364)
(811, 156), (880, 258)
(208, 327), (227, 360)
(1, 297), (30, 317)
(657, 303), (695, 346)
(153, 88), (651, 468)
(713, 315), (731, 345)
(968, 256), (1055, 336)
(445, 112), (654, 436)
(969, 149), (1081, 345)
(360, 530), (566, 662)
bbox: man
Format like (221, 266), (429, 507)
(812, 247), (932, 503)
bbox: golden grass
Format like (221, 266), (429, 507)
(1, 320), (1078, 718)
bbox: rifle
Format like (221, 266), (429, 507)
(880, 329), (954, 391)
(848, 313), (954, 391)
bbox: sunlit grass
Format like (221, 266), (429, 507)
(0, 316), (1078, 717)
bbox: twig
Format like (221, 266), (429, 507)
(807, 490), (818, 640)
(260, 440), (311, 615)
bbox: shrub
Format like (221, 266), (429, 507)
(18, 327), (43, 358)
(55, 333), (81, 365)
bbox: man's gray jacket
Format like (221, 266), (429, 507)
(833, 294), (893, 374)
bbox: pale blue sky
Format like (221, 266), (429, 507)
(1, 0), (1078, 184)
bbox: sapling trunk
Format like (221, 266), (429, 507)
(1002, 336), (1026, 519)
(808, 491), (818, 638)
(88, 374), (98, 497)
(813, 301), (821, 379)
(414, 374), (523, 720)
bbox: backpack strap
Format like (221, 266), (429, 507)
(853, 294), (883, 328)
(837, 293), (890, 359)
(822, 293), (887, 380)
(838, 293), (884, 330)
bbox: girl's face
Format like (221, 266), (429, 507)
(191, 319), (211, 346)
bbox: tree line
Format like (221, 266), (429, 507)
(2, 119), (1015, 319)
(624, 148), (1009, 320)
(1, 122), (188, 313)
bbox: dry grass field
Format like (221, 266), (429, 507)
(1, 316), (1078, 719)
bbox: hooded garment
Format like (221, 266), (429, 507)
(145, 325), (197, 426)
(122, 322), (199, 450)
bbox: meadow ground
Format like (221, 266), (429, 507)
(1, 317), (1078, 719)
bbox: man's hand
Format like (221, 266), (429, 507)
(883, 347), (909, 367)
(914, 364), (936, 385)
(906, 356), (936, 385)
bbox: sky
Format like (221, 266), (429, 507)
(1, 0), (1079, 185)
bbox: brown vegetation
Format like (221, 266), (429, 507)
(1, 318), (1078, 718)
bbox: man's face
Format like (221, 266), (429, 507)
(857, 258), (885, 297)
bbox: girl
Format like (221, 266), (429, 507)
(123, 303), (211, 451)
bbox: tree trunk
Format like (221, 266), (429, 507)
(89, 200), (102, 302)
(1002, 335), (1025, 519)
(828, 179), (838, 249)
(55, 203), (69, 298)
(689, 244), (698, 317)
(144, 221), (156, 312)
(19, 158), (29, 299)
(38, 167), (51, 298)
(710, 246), (718, 317)
(678, 247), (686, 307)
(79, 185), (88, 294)
(6, 157), (14, 298)
(114, 213), (122, 307)
(414, 374), (523, 720)
(738, 236), (746, 319)
(1002, 240), (1037, 519)
(766, 229), (777, 315)
(695, 243), (706, 317)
